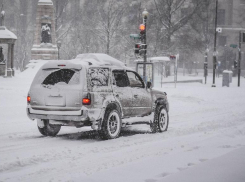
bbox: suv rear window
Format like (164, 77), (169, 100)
(42, 69), (80, 86)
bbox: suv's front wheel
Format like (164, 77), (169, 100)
(99, 108), (122, 140)
(37, 119), (61, 136)
(151, 105), (169, 133)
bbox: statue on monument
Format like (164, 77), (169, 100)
(0, 46), (5, 63)
(0, 10), (5, 26)
(41, 23), (52, 43)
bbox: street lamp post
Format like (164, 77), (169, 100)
(238, 31), (242, 87)
(204, 48), (209, 84)
(224, 45), (228, 70)
(142, 9), (148, 82)
(212, 0), (218, 87)
(57, 40), (61, 60)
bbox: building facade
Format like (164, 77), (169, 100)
(216, 0), (245, 71)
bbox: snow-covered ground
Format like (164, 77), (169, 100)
(1, 62), (245, 182)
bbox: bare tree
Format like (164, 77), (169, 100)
(90, 0), (127, 55)
(153, 0), (203, 53)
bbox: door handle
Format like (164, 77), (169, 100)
(134, 95), (138, 98)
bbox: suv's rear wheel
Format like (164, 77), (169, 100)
(99, 108), (122, 140)
(151, 105), (169, 133)
(37, 120), (61, 136)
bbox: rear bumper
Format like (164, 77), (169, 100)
(26, 105), (103, 123)
(26, 108), (89, 122)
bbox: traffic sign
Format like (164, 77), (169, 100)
(230, 44), (237, 48)
(130, 34), (140, 39)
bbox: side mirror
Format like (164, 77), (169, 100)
(146, 81), (152, 89)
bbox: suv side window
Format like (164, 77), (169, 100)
(113, 70), (129, 87)
(88, 68), (109, 87)
(126, 71), (145, 88)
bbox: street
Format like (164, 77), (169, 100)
(1, 67), (245, 182)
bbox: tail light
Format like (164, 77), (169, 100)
(82, 98), (91, 105)
(82, 93), (91, 105)
(27, 96), (31, 104)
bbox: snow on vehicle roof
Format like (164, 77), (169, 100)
(75, 53), (126, 67)
(41, 60), (83, 70)
(25, 54), (127, 74)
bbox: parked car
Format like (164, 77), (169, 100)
(26, 54), (169, 139)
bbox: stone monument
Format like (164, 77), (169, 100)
(31, 0), (58, 60)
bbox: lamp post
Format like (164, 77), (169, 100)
(57, 40), (61, 60)
(142, 9), (148, 82)
(212, 0), (218, 87)
(224, 44), (228, 70)
(238, 31), (242, 87)
(204, 48), (209, 84)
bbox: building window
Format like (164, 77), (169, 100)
(217, 9), (225, 25)
(227, 0), (233, 25)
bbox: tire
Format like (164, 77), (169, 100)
(37, 120), (61, 137)
(99, 108), (122, 140)
(151, 105), (169, 133)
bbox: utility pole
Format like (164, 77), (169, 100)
(212, 0), (218, 87)
(238, 31), (242, 87)
(204, 1), (209, 85)
(142, 9), (148, 82)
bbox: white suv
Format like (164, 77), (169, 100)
(27, 54), (169, 139)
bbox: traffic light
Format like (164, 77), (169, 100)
(170, 55), (176, 60)
(204, 62), (208, 70)
(135, 43), (147, 55)
(139, 24), (146, 41)
(135, 43), (141, 54)
(234, 60), (238, 68)
(140, 44), (147, 55)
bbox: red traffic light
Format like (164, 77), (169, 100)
(135, 43), (141, 48)
(139, 24), (145, 31)
(170, 55), (176, 59)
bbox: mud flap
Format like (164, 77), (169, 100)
(37, 119), (45, 128)
(92, 118), (102, 130)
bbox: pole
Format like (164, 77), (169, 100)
(58, 48), (60, 60)
(238, 31), (241, 87)
(143, 16), (147, 83)
(212, 0), (218, 87)
(174, 56), (178, 88)
(204, 53), (208, 84)
(124, 46), (126, 64)
(204, 1), (209, 84)
(161, 62), (163, 88)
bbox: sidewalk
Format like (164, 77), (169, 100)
(153, 72), (244, 88)
(154, 73), (204, 86)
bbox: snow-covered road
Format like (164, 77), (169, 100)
(1, 66), (245, 182)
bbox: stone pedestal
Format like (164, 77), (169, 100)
(31, 0), (58, 60)
(0, 63), (5, 76)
